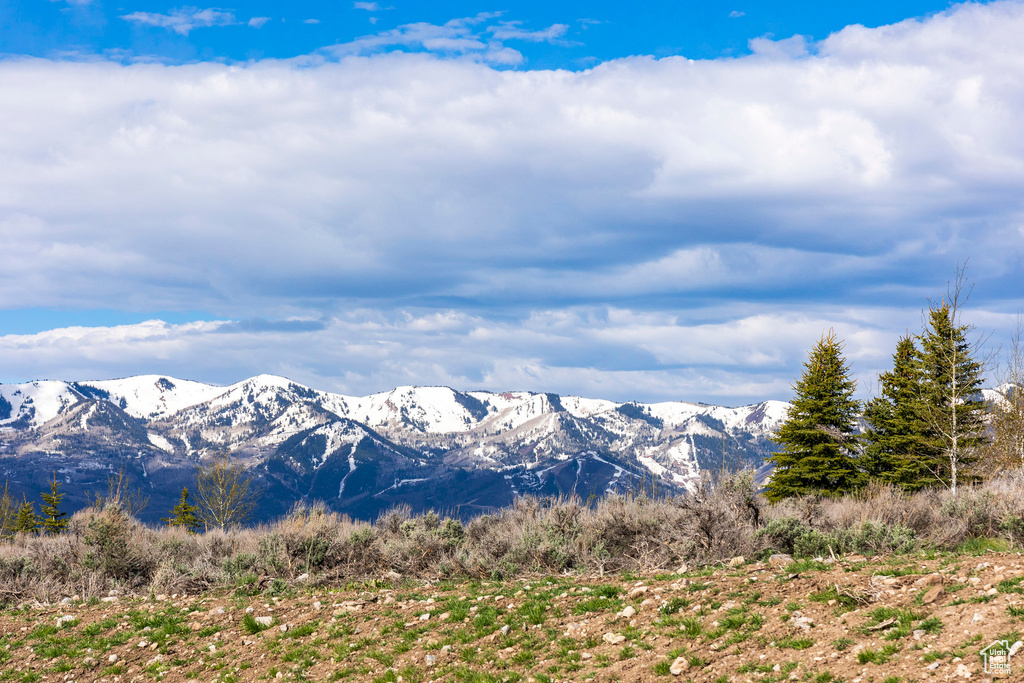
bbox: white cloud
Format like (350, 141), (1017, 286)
(303, 19), (321, 25)
(488, 22), (571, 43)
(121, 7), (237, 35)
(353, 2), (381, 10)
(248, 16), (270, 29)
(729, 10), (745, 18)
(0, 307), (928, 404)
(4, 1), (1024, 401)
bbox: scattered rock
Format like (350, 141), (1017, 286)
(619, 606), (636, 618)
(419, 612), (431, 621)
(913, 629), (926, 640)
(628, 586), (649, 598)
(55, 615), (75, 627)
(922, 586), (944, 604)
(279, 624), (289, 633)
(769, 554), (794, 570)
(971, 612), (984, 624)
(914, 574), (944, 587)
(108, 654), (119, 663)
(1011, 641), (1024, 656)
(793, 616), (814, 631)
(670, 656), (690, 675)
(729, 556), (745, 567)
(384, 571), (402, 582)
(439, 612), (451, 620)
(955, 663), (973, 678)
(255, 616), (273, 627)
(500, 625), (510, 636)
(425, 654), (436, 666)
(603, 633), (626, 645)
(676, 564), (688, 574)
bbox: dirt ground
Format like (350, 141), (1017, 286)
(3, 551), (1024, 682)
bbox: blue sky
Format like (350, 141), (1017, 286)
(5, 1), (967, 66)
(1, 0), (1022, 404)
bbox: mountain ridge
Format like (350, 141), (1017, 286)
(0, 374), (789, 523)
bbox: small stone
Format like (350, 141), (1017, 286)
(628, 586), (648, 598)
(255, 616), (274, 627)
(971, 612), (984, 624)
(384, 570), (402, 582)
(276, 673), (284, 680)
(155, 594), (167, 601)
(296, 573), (309, 581)
(137, 640), (149, 648)
(914, 574), (944, 587)
(500, 625), (510, 636)
(425, 654), (436, 666)
(619, 606), (636, 618)
(676, 563), (688, 574)
(419, 612), (431, 621)
(793, 616), (814, 631)
(313, 601), (322, 610)
(955, 663), (972, 678)
(208, 644), (216, 653)
(279, 624), (289, 633)
(439, 612), (451, 620)
(926, 661), (941, 670)
(82, 657), (98, 668)
(100, 596), (118, 603)
(55, 615), (75, 628)
(922, 586), (944, 605)
(1011, 640), (1024, 656)
(669, 656), (690, 675)
(913, 629), (926, 640)
(769, 554), (795, 570)
(729, 556), (745, 567)
(108, 654), (119, 663)
(60, 597), (72, 605)
(603, 632), (626, 645)
(581, 652), (593, 659)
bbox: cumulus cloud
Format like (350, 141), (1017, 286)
(4, 1), (1024, 401)
(121, 6), (236, 35)
(248, 16), (270, 28)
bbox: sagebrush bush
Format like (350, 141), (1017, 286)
(2, 469), (1024, 603)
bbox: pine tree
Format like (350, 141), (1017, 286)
(40, 471), (68, 535)
(862, 336), (931, 490)
(162, 487), (203, 533)
(12, 499), (39, 534)
(766, 330), (864, 502)
(915, 300), (987, 492)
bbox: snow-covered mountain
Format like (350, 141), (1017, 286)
(0, 375), (789, 522)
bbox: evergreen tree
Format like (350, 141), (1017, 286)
(915, 301), (987, 492)
(766, 330), (864, 502)
(40, 471), (68, 535)
(862, 336), (931, 490)
(12, 499), (39, 534)
(162, 487), (203, 533)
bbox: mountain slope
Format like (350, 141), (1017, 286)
(0, 375), (788, 522)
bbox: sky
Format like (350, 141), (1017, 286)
(1, 0), (1022, 405)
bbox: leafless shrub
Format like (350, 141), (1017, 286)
(3, 468), (1024, 603)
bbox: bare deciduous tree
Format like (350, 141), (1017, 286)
(193, 453), (260, 530)
(987, 316), (1024, 469)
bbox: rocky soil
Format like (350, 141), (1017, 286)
(2, 551), (1024, 682)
